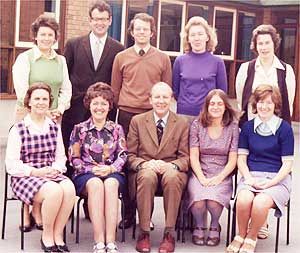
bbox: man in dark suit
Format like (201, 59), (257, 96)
(61, 0), (124, 179)
(127, 82), (189, 253)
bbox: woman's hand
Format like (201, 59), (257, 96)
(254, 179), (273, 190)
(206, 174), (225, 187)
(197, 174), (210, 187)
(92, 165), (112, 177)
(31, 167), (60, 178)
(243, 176), (256, 187)
(47, 109), (62, 122)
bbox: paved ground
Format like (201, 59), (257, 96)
(0, 122), (299, 253)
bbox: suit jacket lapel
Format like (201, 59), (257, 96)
(96, 36), (112, 71)
(82, 34), (94, 71)
(145, 111), (159, 148)
(157, 112), (177, 153)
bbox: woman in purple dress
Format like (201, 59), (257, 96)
(5, 83), (75, 252)
(69, 82), (127, 253)
(188, 89), (239, 246)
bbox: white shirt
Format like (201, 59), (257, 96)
(154, 111), (169, 128)
(12, 45), (72, 114)
(90, 32), (107, 66)
(236, 55), (296, 120)
(5, 115), (67, 177)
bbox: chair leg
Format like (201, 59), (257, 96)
(120, 194), (125, 243)
(76, 198), (83, 244)
(287, 201), (290, 245)
(63, 226), (66, 243)
(21, 203), (24, 250)
(226, 207), (231, 246)
(70, 207), (74, 234)
(182, 210), (186, 243)
(231, 205), (236, 242)
(275, 217), (280, 253)
(132, 212), (136, 240)
(1, 173), (8, 240)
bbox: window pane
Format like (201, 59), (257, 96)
(107, 0), (122, 41)
(236, 12), (256, 60)
(159, 2), (182, 52)
(0, 49), (12, 93)
(187, 4), (209, 21)
(279, 27), (296, 67)
(1, 0), (14, 45)
(214, 10), (234, 56)
(19, 0), (58, 42)
(126, 0), (154, 48)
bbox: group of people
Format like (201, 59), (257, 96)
(5, 1), (295, 253)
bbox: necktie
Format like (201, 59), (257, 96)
(157, 119), (164, 144)
(93, 40), (101, 69)
(139, 49), (145, 56)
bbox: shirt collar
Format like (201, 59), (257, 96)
(255, 55), (285, 71)
(32, 45), (58, 62)
(133, 44), (151, 54)
(82, 117), (114, 133)
(90, 32), (107, 46)
(254, 115), (280, 135)
(153, 111), (169, 127)
(23, 114), (53, 131)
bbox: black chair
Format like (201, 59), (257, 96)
(75, 193), (126, 243)
(1, 171), (25, 250)
(180, 168), (238, 245)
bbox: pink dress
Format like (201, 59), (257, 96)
(187, 120), (239, 209)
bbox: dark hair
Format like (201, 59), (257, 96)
(128, 13), (156, 35)
(83, 82), (114, 110)
(89, 0), (111, 18)
(200, 89), (238, 127)
(24, 82), (54, 109)
(250, 84), (282, 116)
(250, 24), (281, 55)
(31, 14), (59, 44)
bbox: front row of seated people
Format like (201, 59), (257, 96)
(6, 82), (294, 253)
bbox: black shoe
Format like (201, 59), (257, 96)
(30, 212), (43, 230)
(56, 244), (70, 252)
(118, 216), (135, 229)
(19, 224), (32, 233)
(40, 238), (57, 252)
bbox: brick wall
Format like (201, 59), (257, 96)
(64, 0), (92, 42)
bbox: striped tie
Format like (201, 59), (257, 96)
(157, 119), (164, 144)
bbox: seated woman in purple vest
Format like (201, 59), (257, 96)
(227, 85), (294, 253)
(235, 24), (296, 239)
(68, 82), (127, 253)
(5, 83), (75, 252)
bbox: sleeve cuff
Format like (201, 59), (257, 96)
(238, 148), (249, 155)
(282, 155), (294, 161)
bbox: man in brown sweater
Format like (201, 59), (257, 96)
(111, 12), (172, 229)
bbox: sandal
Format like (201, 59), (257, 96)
(192, 227), (207, 246)
(93, 242), (106, 253)
(240, 238), (257, 253)
(226, 235), (244, 253)
(257, 224), (269, 239)
(206, 224), (221, 246)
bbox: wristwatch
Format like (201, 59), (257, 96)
(172, 163), (180, 171)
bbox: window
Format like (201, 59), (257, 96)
(157, 0), (185, 56)
(15, 0), (61, 48)
(236, 12), (256, 61)
(107, 0), (123, 42)
(213, 7), (236, 60)
(279, 27), (297, 66)
(125, 0), (154, 48)
(187, 4), (209, 21)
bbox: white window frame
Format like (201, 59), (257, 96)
(157, 0), (186, 57)
(15, 0), (60, 48)
(213, 6), (237, 60)
(120, 0), (127, 45)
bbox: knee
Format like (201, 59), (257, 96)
(45, 182), (63, 200)
(86, 177), (103, 195)
(252, 195), (273, 211)
(191, 200), (206, 210)
(236, 190), (254, 207)
(104, 178), (119, 191)
(163, 170), (182, 188)
(137, 170), (157, 187)
(207, 200), (221, 209)
(61, 180), (76, 199)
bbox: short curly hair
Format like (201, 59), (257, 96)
(24, 82), (54, 109)
(183, 16), (217, 53)
(128, 13), (156, 36)
(250, 84), (282, 117)
(83, 82), (114, 110)
(250, 24), (281, 55)
(31, 14), (59, 44)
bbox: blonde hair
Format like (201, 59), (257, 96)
(183, 16), (217, 53)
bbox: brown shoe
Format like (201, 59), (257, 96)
(136, 233), (151, 252)
(158, 232), (175, 253)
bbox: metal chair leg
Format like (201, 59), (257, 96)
(1, 172), (8, 239)
(21, 203), (24, 250)
(76, 198), (83, 243)
(120, 194), (125, 243)
(226, 206), (231, 246)
(287, 200), (290, 245)
(70, 208), (74, 234)
(275, 217), (280, 253)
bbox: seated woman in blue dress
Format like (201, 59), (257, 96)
(5, 83), (75, 252)
(227, 84), (294, 253)
(69, 82), (127, 253)
(188, 89), (239, 246)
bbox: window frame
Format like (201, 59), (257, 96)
(157, 0), (186, 57)
(213, 6), (237, 60)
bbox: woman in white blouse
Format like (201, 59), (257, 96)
(6, 83), (75, 252)
(12, 14), (72, 232)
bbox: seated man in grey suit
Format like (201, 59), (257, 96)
(127, 82), (189, 253)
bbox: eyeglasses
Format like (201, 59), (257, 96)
(91, 17), (110, 22)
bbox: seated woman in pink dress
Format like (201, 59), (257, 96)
(5, 83), (75, 252)
(188, 89), (239, 246)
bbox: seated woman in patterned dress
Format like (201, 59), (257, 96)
(5, 82), (75, 252)
(226, 85), (294, 253)
(69, 82), (127, 253)
(188, 89), (239, 246)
